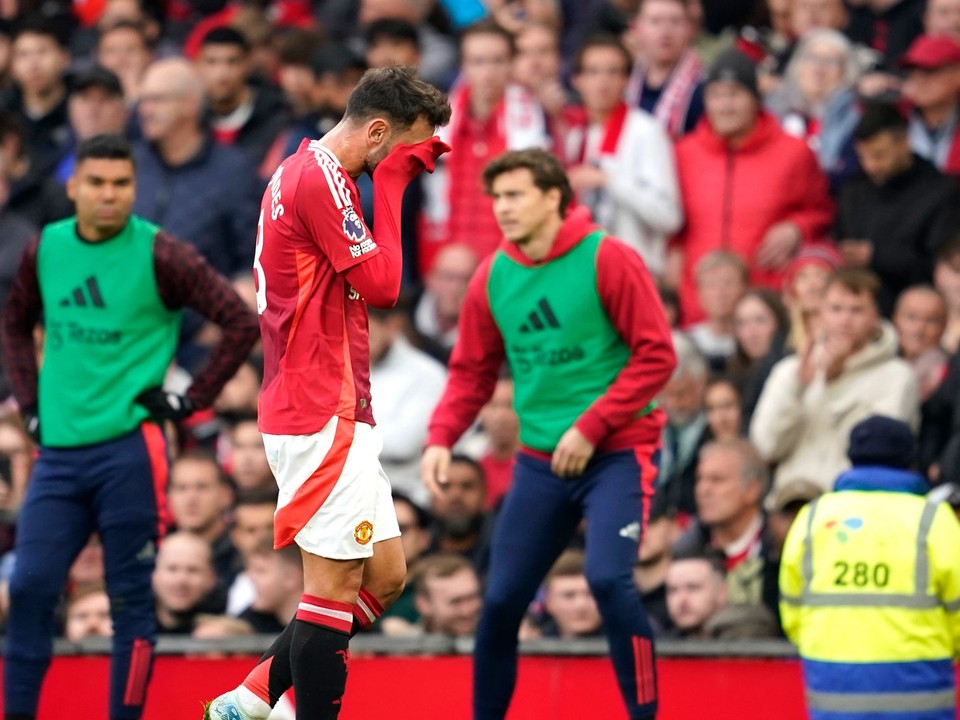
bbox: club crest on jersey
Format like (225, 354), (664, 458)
(354, 520), (374, 545)
(342, 208), (366, 242)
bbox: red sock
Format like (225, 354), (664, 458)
(241, 657), (274, 705)
(351, 586), (385, 636)
(296, 594), (354, 634)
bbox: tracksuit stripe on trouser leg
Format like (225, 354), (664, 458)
(97, 427), (164, 719)
(580, 450), (659, 719)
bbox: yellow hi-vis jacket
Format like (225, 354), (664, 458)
(780, 468), (960, 720)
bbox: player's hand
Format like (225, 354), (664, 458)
(135, 387), (195, 422)
(21, 407), (39, 445)
(421, 444), (452, 496)
(373, 136), (451, 184)
(551, 428), (595, 478)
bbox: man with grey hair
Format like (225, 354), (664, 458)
(132, 58), (261, 278)
(657, 332), (709, 516)
(673, 438), (780, 615)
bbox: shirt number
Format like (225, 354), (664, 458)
(833, 560), (890, 588)
(253, 210), (267, 314)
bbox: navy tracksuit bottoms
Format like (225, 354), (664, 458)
(474, 448), (660, 720)
(4, 424), (168, 720)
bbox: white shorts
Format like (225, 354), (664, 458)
(264, 417), (400, 560)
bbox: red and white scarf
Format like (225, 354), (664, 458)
(422, 82), (548, 234)
(562, 101), (630, 166)
(626, 49), (703, 139)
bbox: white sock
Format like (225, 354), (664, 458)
(236, 685), (272, 718)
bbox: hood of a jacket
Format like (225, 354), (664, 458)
(837, 320), (899, 376)
(688, 110), (782, 156)
(834, 465), (928, 495)
(499, 205), (598, 267)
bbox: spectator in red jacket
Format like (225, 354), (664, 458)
(670, 50), (834, 325)
(901, 35), (960, 175)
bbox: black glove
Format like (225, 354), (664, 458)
(21, 407), (39, 444)
(135, 388), (195, 422)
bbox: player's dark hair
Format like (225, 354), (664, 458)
(76, 134), (135, 165)
(200, 26), (251, 54)
(365, 18), (420, 50)
(854, 101), (907, 141)
(572, 33), (632, 76)
(483, 149), (574, 216)
(460, 17), (515, 56)
(345, 66), (451, 130)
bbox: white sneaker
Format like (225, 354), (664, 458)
(204, 688), (270, 720)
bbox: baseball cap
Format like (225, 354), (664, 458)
(69, 65), (124, 97)
(900, 35), (960, 71)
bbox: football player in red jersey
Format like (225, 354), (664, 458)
(206, 67), (450, 720)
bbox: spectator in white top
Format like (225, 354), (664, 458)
(369, 300), (447, 505)
(563, 34), (682, 277)
(750, 269), (919, 497)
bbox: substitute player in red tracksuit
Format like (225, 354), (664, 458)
(206, 67), (451, 720)
(422, 149), (676, 719)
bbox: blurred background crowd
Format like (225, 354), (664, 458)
(0, 0), (956, 655)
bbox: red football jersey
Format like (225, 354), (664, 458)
(255, 139), (379, 435)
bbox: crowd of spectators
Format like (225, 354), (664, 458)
(0, 0), (956, 658)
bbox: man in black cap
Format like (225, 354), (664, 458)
(780, 414), (960, 720)
(671, 49), (833, 324)
(55, 65), (129, 184)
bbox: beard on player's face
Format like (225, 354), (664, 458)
(363, 140), (391, 175)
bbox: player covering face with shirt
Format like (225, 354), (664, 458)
(206, 67), (450, 720)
